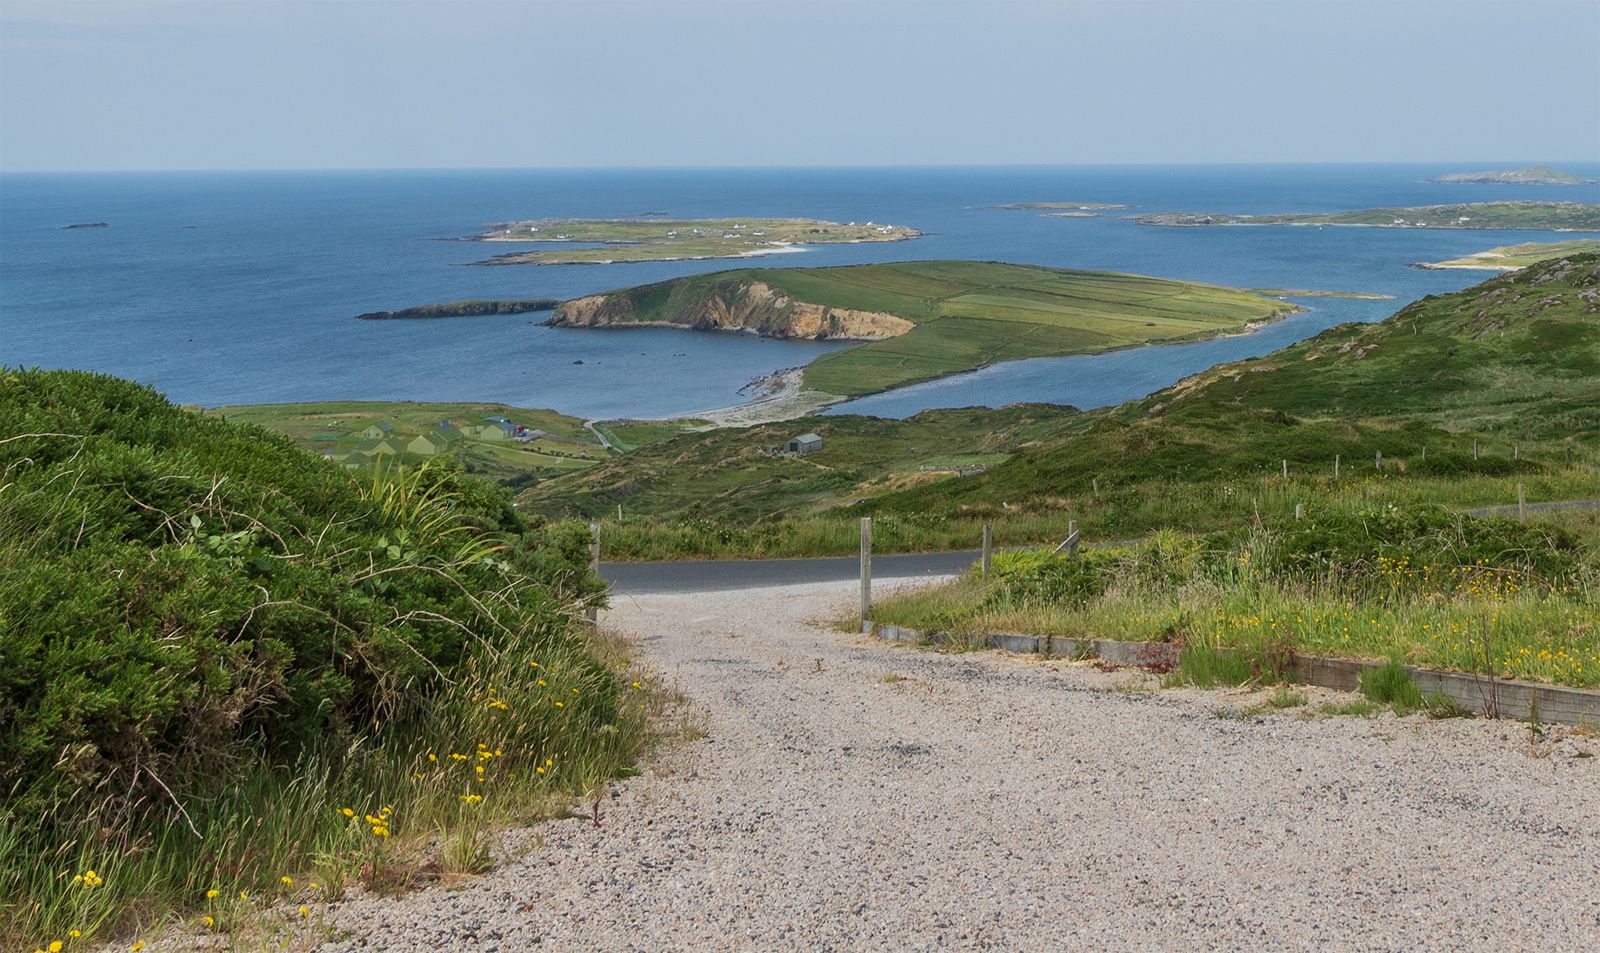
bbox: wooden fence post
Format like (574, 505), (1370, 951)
(859, 517), (873, 631)
(1375, 450), (1382, 472)
(1067, 519), (1079, 557)
(1091, 477), (1099, 497)
(981, 523), (993, 578)
(1282, 459), (1288, 478)
(1474, 440), (1479, 461)
(587, 521), (601, 625)
(1334, 454), (1341, 480)
(1421, 445), (1427, 462)
(1294, 503), (1305, 520)
(1514, 443), (1520, 461)
(1566, 445), (1573, 466)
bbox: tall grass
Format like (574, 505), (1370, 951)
(868, 509), (1600, 688)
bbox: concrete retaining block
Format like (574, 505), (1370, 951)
(867, 623), (1599, 726)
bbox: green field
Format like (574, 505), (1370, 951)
(467, 217), (919, 265)
(1136, 201), (1600, 230)
(209, 400), (606, 486)
(551, 261), (1294, 397)
(1418, 239), (1600, 270)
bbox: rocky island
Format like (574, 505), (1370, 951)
(354, 298), (559, 320)
(1427, 165), (1596, 186)
(462, 217), (920, 265)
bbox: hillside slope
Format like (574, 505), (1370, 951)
(521, 255), (1600, 556)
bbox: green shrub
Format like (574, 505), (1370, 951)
(0, 370), (627, 943)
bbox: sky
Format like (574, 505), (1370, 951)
(1, 0), (1597, 171)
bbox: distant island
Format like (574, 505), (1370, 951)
(986, 202), (1133, 212)
(1135, 201), (1600, 231)
(462, 217), (921, 265)
(59, 222), (109, 229)
(545, 261), (1293, 404)
(1415, 239), (1600, 271)
(1427, 165), (1596, 186)
(354, 298), (559, 320)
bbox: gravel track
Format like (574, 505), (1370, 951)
(315, 580), (1600, 952)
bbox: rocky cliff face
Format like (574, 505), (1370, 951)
(549, 280), (914, 341)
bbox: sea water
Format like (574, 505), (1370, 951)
(3, 164), (1597, 418)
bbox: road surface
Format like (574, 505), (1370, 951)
(316, 578), (1600, 951)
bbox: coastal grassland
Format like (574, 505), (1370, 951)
(1136, 202), (1600, 230)
(209, 401), (604, 487)
(0, 371), (659, 949)
(550, 261), (1293, 397)
(866, 507), (1600, 688)
(520, 403), (1089, 528)
(470, 217), (919, 265)
(784, 263), (1294, 395)
(521, 254), (1600, 560)
(591, 419), (708, 454)
(1418, 239), (1600, 271)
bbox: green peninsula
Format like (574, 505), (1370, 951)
(1135, 201), (1600, 231)
(466, 217), (920, 265)
(546, 261), (1292, 398)
(1428, 165), (1596, 185)
(1417, 239), (1600, 270)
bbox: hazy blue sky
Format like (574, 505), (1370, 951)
(2, 0), (1596, 171)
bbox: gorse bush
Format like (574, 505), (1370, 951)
(0, 370), (626, 944)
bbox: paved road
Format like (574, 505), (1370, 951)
(603, 549), (981, 593)
(605, 498), (1600, 594)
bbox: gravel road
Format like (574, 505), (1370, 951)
(316, 580), (1600, 952)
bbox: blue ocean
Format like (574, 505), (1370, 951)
(3, 164), (1598, 419)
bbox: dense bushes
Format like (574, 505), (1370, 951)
(0, 370), (622, 942)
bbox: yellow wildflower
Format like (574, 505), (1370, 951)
(280, 876), (293, 888)
(49, 942), (63, 953)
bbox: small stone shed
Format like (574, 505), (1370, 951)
(786, 433), (823, 454)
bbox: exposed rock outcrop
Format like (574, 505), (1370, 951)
(548, 280), (913, 341)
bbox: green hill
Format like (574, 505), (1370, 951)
(522, 254), (1600, 558)
(548, 261), (1293, 396)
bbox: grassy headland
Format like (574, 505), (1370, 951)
(466, 217), (919, 265)
(1416, 238), (1600, 271)
(1427, 165), (1596, 185)
(1135, 201), (1600, 230)
(548, 261), (1295, 397)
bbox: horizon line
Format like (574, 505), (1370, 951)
(4, 158), (1599, 176)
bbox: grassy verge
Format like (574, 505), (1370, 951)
(866, 508), (1600, 688)
(582, 465), (1598, 561)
